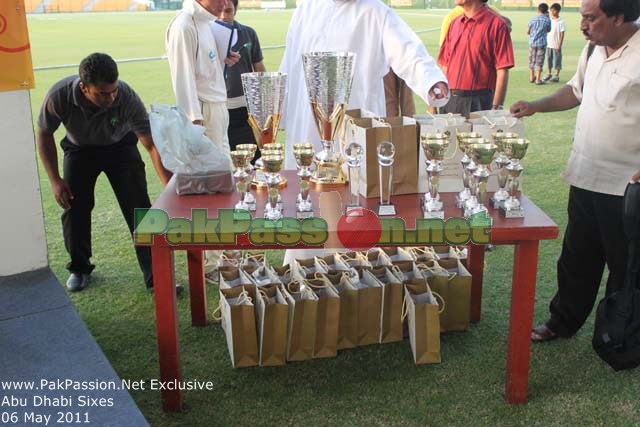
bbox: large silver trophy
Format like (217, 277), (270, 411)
(241, 72), (287, 188)
(302, 51), (356, 186)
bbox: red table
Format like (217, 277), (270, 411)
(138, 170), (558, 411)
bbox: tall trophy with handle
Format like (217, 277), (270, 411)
(241, 72), (287, 187)
(421, 133), (450, 219)
(302, 51), (355, 186)
(491, 131), (519, 209)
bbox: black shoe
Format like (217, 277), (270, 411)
(66, 273), (90, 292)
(147, 282), (184, 296)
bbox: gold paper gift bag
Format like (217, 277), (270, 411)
(308, 275), (341, 359)
(282, 282), (319, 362)
(432, 259), (472, 332)
(220, 268), (257, 303)
(356, 270), (383, 347)
(219, 286), (259, 368)
(326, 272), (359, 350)
(379, 267), (404, 344)
(403, 285), (443, 365)
(255, 284), (288, 367)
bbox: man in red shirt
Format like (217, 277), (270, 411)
(438, 0), (514, 116)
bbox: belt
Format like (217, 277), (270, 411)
(450, 89), (493, 97)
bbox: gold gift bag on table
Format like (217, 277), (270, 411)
(389, 262), (424, 284)
(282, 281), (319, 362)
(218, 250), (243, 272)
(376, 267), (404, 344)
(407, 247), (440, 264)
(291, 257), (329, 280)
(403, 283), (443, 365)
(241, 251), (266, 270)
(220, 268), (257, 303)
(315, 254), (353, 275)
(219, 286), (259, 368)
(308, 274), (341, 359)
(255, 284), (288, 367)
(355, 270), (384, 347)
(428, 259), (472, 332)
(247, 265), (282, 289)
(326, 272), (359, 350)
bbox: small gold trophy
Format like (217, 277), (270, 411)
(230, 150), (252, 212)
(491, 131), (519, 209)
(302, 52), (355, 186)
(293, 145), (315, 218)
(236, 143), (257, 211)
(262, 154), (284, 221)
(455, 132), (483, 208)
(501, 138), (530, 218)
(465, 142), (497, 218)
(421, 133), (450, 219)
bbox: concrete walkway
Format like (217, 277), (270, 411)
(0, 268), (147, 426)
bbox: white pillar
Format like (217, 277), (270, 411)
(0, 89), (48, 276)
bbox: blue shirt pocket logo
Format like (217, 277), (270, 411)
(209, 50), (216, 60)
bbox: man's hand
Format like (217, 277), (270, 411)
(224, 51), (241, 66)
(631, 170), (640, 184)
(510, 100), (537, 118)
(51, 177), (73, 210)
(429, 81), (449, 100)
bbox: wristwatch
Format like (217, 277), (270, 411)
(492, 104), (504, 110)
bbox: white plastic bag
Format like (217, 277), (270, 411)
(149, 104), (233, 194)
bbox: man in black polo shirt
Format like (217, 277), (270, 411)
(37, 52), (172, 292)
(219, 0), (266, 157)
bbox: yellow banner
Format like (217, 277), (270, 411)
(0, 0), (35, 91)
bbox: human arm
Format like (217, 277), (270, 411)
(493, 68), (509, 108)
(37, 128), (73, 209)
(510, 84), (580, 117)
(631, 171), (640, 184)
(253, 60), (266, 72)
(382, 9), (449, 106)
(138, 133), (172, 186)
(557, 30), (565, 51)
(224, 51), (241, 66)
(165, 21), (202, 121)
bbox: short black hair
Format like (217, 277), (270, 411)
(551, 3), (561, 11)
(600, 0), (640, 22)
(538, 3), (549, 13)
(79, 53), (118, 87)
(230, 0), (238, 8)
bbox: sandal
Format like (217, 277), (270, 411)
(531, 324), (558, 342)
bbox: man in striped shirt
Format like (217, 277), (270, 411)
(437, 0), (514, 117)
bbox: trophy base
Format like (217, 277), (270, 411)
(296, 210), (315, 219)
(233, 209), (252, 221)
(423, 208), (444, 219)
(346, 204), (363, 213)
(500, 206), (525, 218)
(245, 202), (257, 212)
(377, 203), (396, 216)
(252, 171), (287, 189)
(456, 194), (470, 209)
(491, 197), (506, 210)
(464, 206), (487, 219)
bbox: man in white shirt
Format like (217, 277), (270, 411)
(510, 0), (640, 343)
(542, 3), (566, 83)
(278, 0), (449, 169)
(165, 0), (240, 277)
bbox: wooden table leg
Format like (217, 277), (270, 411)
(187, 249), (208, 327)
(151, 246), (184, 412)
(505, 240), (539, 404)
(467, 243), (485, 323)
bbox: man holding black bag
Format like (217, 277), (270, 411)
(510, 0), (640, 343)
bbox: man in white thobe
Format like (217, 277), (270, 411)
(279, 0), (449, 264)
(279, 0), (449, 169)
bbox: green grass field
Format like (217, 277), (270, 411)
(26, 9), (640, 426)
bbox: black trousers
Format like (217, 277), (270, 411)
(228, 106), (260, 162)
(440, 91), (493, 118)
(548, 186), (628, 336)
(61, 135), (153, 287)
